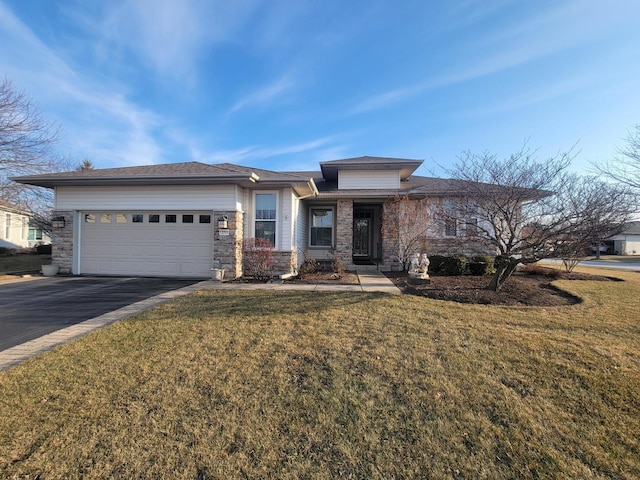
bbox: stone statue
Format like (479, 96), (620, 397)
(409, 252), (430, 284)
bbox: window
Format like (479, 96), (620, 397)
(165, 214), (177, 223)
(5, 214), (10, 239)
(310, 207), (334, 247)
(445, 217), (457, 236)
(199, 215), (211, 224)
(28, 228), (43, 241)
(100, 214), (112, 223)
(132, 214), (144, 223)
(465, 218), (478, 236)
(116, 214), (127, 223)
(84, 214), (96, 223)
(255, 193), (276, 245)
(149, 214), (160, 223)
(182, 214), (194, 223)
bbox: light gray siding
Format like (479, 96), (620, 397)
(338, 170), (400, 189)
(55, 185), (242, 211)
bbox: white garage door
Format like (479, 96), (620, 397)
(79, 211), (214, 277)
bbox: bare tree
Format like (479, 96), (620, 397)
(383, 193), (433, 270)
(596, 125), (640, 191)
(556, 176), (636, 270)
(444, 144), (634, 292)
(1, 78), (62, 233)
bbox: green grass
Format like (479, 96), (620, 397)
(1, 269), (639, 479)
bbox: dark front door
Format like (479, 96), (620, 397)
(353, 216), (370, 257)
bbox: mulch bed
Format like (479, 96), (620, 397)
(385, 270), (619, 306)
(287, 272), (360, 285)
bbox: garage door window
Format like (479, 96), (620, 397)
(166, 214), (177, 223)
(85, 214), (96, 223)
(132, 214), (143, 223)
(182, 214), (194, 223)
(149, 214), (160, 223)
(199, 215), (211, 224)
(116, 214), (127, 223)
(100, 214), (111, 223)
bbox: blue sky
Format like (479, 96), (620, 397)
(1, 0), (639, 176)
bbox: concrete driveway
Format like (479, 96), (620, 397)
(0, 276), (199, 352)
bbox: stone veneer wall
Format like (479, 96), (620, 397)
(50, 210), (74, 274)
(271, 250), (297, 275)
(335, 199), (353, 266)
(214, 210), (243, 279)
(380, 201), (402, 271)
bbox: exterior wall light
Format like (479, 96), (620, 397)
(52, 216), (66, 228)
(218, 215), (229, 229)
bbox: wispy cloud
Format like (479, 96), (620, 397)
(203, 136), (337, 165)
(0, 2), (166, 167)
(350, 0), (640, 115)
(75, 0), (260, 82)
(227, 74), (296, 115)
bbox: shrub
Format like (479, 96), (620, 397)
(242, 238), (274, 281)
(299, 257), (318, 278)
(443, 255), (467, 276)
(329, 249), (346, 276)
(469, 254), (494, 275)
(0, 247), (9, 255)
(35, 244), (52, 255)
(427, 255), (447, 275)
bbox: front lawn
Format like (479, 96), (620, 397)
(0, 253), (51, 274)
(1, 269), (639, 478)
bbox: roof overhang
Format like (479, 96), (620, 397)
(319, 157), (423, 182)
(12, 172), (319, 198)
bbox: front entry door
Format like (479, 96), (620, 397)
(353, 216), (370, 256)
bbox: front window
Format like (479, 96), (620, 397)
(310, 207), (334, 247)
(255, 193), (276, 246)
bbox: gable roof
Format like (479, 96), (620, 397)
(0, 199), (29, 216)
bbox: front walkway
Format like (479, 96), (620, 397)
(0, 270), (399, 371)
(201, 270), (401, 295)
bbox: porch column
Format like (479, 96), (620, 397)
(51, 210), (74, 274)
(214, 210), (244, 279)
(335, 199), (353, 265)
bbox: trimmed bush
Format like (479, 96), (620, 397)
(427, 255), (447, 275)
(443, 255), (467, 276)
(469, 254), (494, 275)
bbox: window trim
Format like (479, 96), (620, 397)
(308, 205), (335, 248)
(253, 191), (278, 247)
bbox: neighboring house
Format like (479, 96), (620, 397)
(609, 221), (640, 255)
(14, 157), (484, 278)
(0, 199), (49, 249)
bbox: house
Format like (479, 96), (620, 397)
(0, 199), (46, 249)
(13, 156), (482, 278)
(609, 221), (640, 255)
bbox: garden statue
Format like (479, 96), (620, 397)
(409, 252), (430, 283)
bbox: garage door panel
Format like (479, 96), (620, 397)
(80, 211), (213, 277)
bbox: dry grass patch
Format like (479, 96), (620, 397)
(1, 270), (639, 478)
